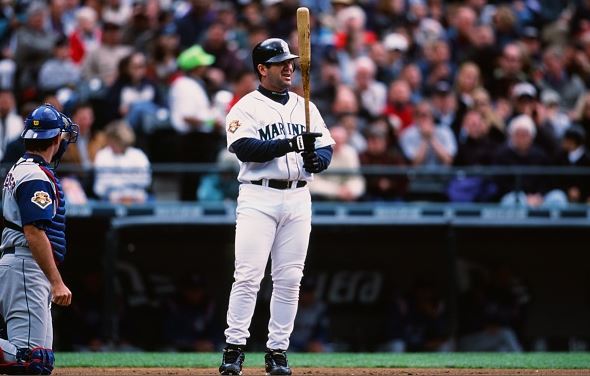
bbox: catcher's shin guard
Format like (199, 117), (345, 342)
(0, 348), (54, 375)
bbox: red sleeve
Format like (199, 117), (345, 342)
(69, 32), (84, 64)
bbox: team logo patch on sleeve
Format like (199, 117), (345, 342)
(31, 191), (52, 209)
(228, 120), (241, 133)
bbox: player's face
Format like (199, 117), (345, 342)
(263, 59), (295, 92)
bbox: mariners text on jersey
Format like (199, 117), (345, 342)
(258, 122), (305, 140)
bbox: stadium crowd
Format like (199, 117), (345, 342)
(2, 0), (584, 353)
(0, 0), (589, 206)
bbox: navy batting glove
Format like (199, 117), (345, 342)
(289, 132), (323, 152)
(302, 151), (322, 173)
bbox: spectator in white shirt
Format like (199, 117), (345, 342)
(93, 120), (151, 204)
(309, 125), (365, 201)
(353, 56), (387, 122)
(169, 44), (217, 134)
(0, 90), (24, 161)
(168, 44), (225, 200)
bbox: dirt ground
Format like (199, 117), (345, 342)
(53, 367), (590, 375)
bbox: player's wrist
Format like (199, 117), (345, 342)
(278, 139), (294, 155)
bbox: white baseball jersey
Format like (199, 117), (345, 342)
(226, 90), (335, 182)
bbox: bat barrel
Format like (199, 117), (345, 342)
(297, 7), (311, 133)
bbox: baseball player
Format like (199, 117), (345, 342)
(219, 38), (335, 376)
(0, 104), (78, 375)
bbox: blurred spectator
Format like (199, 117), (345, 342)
(93, 120), (151, 204)
(0, 90), (23, 161)
(557, 125), (590, 204)
(81, 21), (133, 87)
(519, 26), (543, 67)
(399, 100), (456, 167)
(202, 21), (244, 82)
(312, 51), (342, 121)
(488, 43), (528, 100)
(377, 32), (408, 85)
(471, 87), (506, 144)
(169, 45), (217, 134)
(2, 101), (39, 164)
(197, 149), (240, 202)
(452, 62), (481, 138)
(148, 22), (181, 88)
(162, 274), (218, 352)
(430, 80), (457, 129)
(120, 0), (160, 52)
(463, 24), (498, 81)
(104, 51), (164, 135)
(446, 6), (477, 64)
(454, 110), (499, 166)
(457, 264), (528, 352)
(227, 70), (257, 110)
(384, 79), (414, 132)
(493, 114), (567, 207)
(368, 0), (407, 34)
(571, 92), (590, 151)
(12, 1), (58, 98)
(540, 89), (571, 140)
(102, 0), (131, 27)
(400, 63), (424, 104)
(537, 45), (586, 111)
(352, 56), (387, 123)
(290, 278), (332, 353)
(38, 34), (80, 93)
(175, 0), (216, 50)
(359, 122), (408, 201)
(309, 125), (365, 201)
(329, 85), (366, 152)
(420, 40), (454, 94)
(69, 6), (101, 65)
(448, 110), (498, 203)
(510, 82), (560, 160)
(169, 44), (224, 199)
(333, 5), (375, 85)
(48, 0), (67, 36)
(491, 5), (519, 48)
(61, 102), (106, 197)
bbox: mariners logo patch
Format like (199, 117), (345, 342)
(228, 120), (241, 133)
(31, 191), (52, 209)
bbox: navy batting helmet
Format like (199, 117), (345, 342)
(22, 103), (79, 143)
(252, 38), (298, 73)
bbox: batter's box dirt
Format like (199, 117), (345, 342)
(54, 367), (590, 375)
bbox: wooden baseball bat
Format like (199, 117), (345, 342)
(297, 7), (311, 133)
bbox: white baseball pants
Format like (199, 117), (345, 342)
(224, 183), (312, 350)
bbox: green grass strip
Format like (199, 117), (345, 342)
(57, 352), (590, 369)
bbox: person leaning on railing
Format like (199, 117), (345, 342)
(493, 114), (567, 207)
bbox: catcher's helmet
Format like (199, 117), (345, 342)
(252, 38), (298, 73)
(21, 104), (79, 143)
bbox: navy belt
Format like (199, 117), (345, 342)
(251, 179), (307, 190)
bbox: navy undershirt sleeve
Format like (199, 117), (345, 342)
(315, 146), (333, 172)
(229, 138), (292, 163)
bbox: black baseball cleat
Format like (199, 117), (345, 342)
(264, 348), (292, 375)
(219, 344), (245, 375)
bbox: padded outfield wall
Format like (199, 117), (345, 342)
(19, 202), (590, 351)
